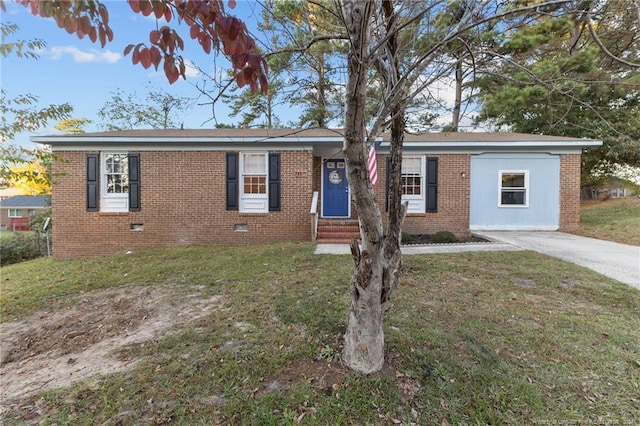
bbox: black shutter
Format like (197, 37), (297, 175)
(226, 153), (239, 211)
(385, 157), (392, 212)
(128, 153), (141, 211)
(87, 154), (99, 211)
(268, 153), (281, 211)
(426, 157), (438, 212)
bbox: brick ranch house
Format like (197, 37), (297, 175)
(0, 195), (49, 231)
(33, 128), (600, 259)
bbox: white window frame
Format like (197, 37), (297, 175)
(498, 170), (529, 208)
(240, 152), (269, 213)
(401, 156), (425, 213)
(8, 209), (23, 218)
(101, 152), (129, 212)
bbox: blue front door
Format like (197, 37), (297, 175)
(323, 159), (349, 217)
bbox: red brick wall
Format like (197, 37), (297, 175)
(559, 154), (582, 229)
(374, 154), (471, 237)
(52, 151), (314, 259)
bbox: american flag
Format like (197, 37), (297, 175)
(368, 146), (378, 186)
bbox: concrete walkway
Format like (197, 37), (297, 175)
(315, 231), (640, 290)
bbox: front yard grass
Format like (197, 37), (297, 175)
(1, 243), (639, 424)
(569, 198), (640, 246)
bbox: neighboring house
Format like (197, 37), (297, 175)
(32, 129), (601, 259)
(0, 195), (50, 231)
(582, 176), (639, 200)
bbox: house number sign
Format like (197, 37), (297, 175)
(329, 170), (343, 184)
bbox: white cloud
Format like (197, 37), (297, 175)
(184, 60), (201, 78)
(47, 46), (121, 64)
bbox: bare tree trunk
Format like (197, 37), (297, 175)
(341, 0), (407, 374)
(340, 0), (385, 374)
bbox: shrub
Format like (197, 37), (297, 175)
(401, 232), (415, 244)
(432, 231), (457, 244)
(1, 233), (47, 266)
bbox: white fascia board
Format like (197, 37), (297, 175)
(31, 136), (345, 144)
(380, 140), (602, 150)
(45, 142), (318, 152)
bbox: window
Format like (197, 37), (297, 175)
(227, 152), (280, 213)
(402, 157), (422, 196)
(401, 157), (425, 213)
(104, 153), (129, 194)
(8, 209), (23, 217)
(499, 171), (529, 207)
(240, 153), (268, 212)
(101, 153), (129, 212)
(386, 156), (438, 213)
(87, 153), (140, 212)
(28, 209), (36, 216)
(242, 153), (267, 195)
(610, 188), (626, 198)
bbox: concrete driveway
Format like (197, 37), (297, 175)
(473, 231), (640, 290)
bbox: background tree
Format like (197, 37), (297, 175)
(259, 0), (346, 128)
(472, 0), (640, 180)
(0, 22), (72, 184)
(222, 56), (286, 128)
(98, 88), (191, 130)
(54, 118), (91, 134)
(8, 159), (51, 195)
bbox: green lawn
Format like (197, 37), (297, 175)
(1, 243), (638, 425)
(569, 198), (640, 246)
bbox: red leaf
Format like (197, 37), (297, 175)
(198, 33), (210, 54)
(64, 16), (76, 34)
(98, 3), (109, 24)
(164, 59), (179, 84)
(599, 333), (609, 339)
(150, 47), (162, 70)
(164, 7), (172, 22)
(89, 27), (97, 43)
(150, 29), (160, 44)
(140, 48), (151, 69)
(79, 16), (91, 36)
(228, 0), (236, 8)
(139, 0), (152, 16)
(236, 70), (247, 88)
(124, 44), (135, 56)
(153, 1), (164, 19)
(99, 28), (106, 47)
(189, 24), (199, 39)
(128, 0), (141, 13)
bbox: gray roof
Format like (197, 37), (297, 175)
(32, 128), (601, 153)
(33, 128), (597, 143)
(0, 195), (50, 208)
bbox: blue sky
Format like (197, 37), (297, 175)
(1, 0), (283, 148)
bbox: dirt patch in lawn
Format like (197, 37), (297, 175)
(0, 285), (223, 404)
